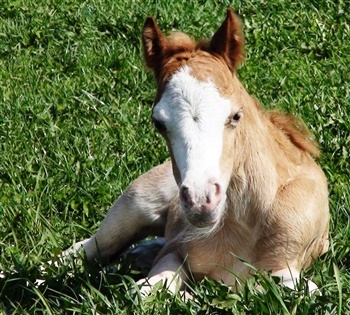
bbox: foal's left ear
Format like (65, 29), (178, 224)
(209, 9), (244, 72)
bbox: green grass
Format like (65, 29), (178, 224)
(0, 0), (349, 314)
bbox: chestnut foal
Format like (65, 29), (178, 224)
(68, 9), (329, 295)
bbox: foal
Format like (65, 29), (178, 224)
(69, 9), (329, 295)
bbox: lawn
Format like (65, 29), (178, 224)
(0, 0), (349, 314)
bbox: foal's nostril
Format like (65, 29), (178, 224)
(205, 183), (221, 206)
(214, 183), (221, 197)
(180, 185), (194, 208)
(206, 195), (211, 204)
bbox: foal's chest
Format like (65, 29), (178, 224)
(184, 230), (255, 285)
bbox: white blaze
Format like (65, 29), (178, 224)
(152, 66), (232, 189)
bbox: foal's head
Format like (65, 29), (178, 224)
(143, 10), (249, 228)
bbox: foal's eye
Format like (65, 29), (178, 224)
(226, 108), (243, 127)
(232, 112), (241, 121)
(153, 118), (166, 133)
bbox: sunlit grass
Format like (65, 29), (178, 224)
(0, 0), (349, 313)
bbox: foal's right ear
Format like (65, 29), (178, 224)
(209, 9), (244, 72)
(142, 17), (168, 71)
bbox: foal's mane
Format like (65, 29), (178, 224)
(266, 111), (320, 157)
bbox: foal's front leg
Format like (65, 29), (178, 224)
(272, 268), (318, 292)
(137, 252), (186, 295)
(67, 161), (178, 264)
(257, 176), (329, 293)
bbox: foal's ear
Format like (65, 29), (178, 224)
(142, 17), (168, 70)
(209, 9), (244, 71)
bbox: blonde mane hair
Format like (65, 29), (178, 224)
(266, 111), (320, 157)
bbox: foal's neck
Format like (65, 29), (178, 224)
(227, 84), (298, 222)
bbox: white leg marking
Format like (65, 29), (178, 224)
(136, 252), (186, 298)
(272, 267), (319, 293)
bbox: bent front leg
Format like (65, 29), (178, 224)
(137, 251), (187, 296)
(75, 161), (178, 264)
